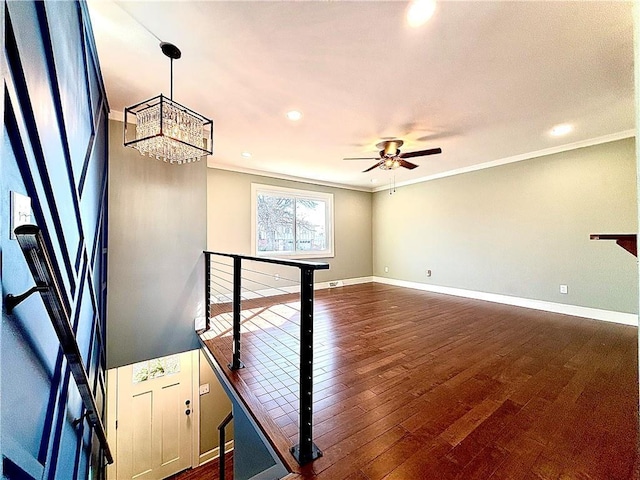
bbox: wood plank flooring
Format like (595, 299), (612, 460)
(167, 452), (233, 480)
(200, 283), (638, 480)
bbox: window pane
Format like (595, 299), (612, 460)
(253, 184), (334, 258)
(256, 193), (295, 252)
(296, 199), (326, 251)
(132, 354), (180, 384)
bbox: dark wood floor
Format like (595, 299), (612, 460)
(201, 283), (639, 480)
(167, 452), (233, 480)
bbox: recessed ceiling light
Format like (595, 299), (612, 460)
(550, 124), (573, 136)
(241, 152), (252, 158)
(407, 0), (437, 28)
(286, 110), (302, 121)
(371, 178), (378, 184)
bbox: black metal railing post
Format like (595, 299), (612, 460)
(218, 411), (233, 480)
(203, 250), (329, 466)
(290, 267), (323, 465)
(229, 256), (244, 370)
(204, 253), (211, 331)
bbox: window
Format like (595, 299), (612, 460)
(251, 184), (334, 259)
(132, 354), (181, 384)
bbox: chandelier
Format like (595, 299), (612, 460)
(124, 42), (213, 165)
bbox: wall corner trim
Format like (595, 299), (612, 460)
(372, 276), (638, 326)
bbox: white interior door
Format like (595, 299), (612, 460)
(116, 351), (193, 479)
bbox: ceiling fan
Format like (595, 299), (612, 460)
(344, 139), (442, 172)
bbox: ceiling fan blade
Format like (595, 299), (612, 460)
(399, 147), (442, 159)
(343, 157), (379, 161)
(362, 161), (383, 173)
(399, 159), (419, 170)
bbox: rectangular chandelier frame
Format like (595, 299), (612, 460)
(123, 94), (214, 164)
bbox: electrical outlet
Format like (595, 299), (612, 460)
(199, 383), (210, 395)
(384, 266), (389, 273)
(274, 273), (280, 281)
(426, 270), (432, 277)
(560, 284), (568, 294)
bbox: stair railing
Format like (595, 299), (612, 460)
(218, 411), (233, 480)
(203, 250), (329, 465)
(6, 225), (113, 464)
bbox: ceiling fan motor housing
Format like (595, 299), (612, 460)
(377, 139), (404, 157)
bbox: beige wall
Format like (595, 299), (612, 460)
(373, 138), (638, 313)
(207, 169), (373, 283)
(199, 351), (233, 455)
(107, 119), (205, 368)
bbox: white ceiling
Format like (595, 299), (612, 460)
(88, 1), (635, 191)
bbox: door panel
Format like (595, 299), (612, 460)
(131, 392), (153, 478)
(116, 351), (193, 480)
(160, 383), (181, 466)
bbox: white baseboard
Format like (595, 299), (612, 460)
(198, 440), (234, 466)
(316, 276), (373, 290)
(373, 276), (638, 326)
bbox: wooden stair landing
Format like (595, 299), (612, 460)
(200, 283), (638, 480)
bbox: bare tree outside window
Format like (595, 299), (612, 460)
(296, 199), (326, 251)
(257, 193), (326, 254)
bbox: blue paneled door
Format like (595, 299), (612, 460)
(1, 1), (109, 479)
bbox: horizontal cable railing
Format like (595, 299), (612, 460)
(202, 250), (329, 466)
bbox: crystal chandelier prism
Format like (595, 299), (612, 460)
(124, 42), (213, 165)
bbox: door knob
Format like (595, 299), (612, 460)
(185, 408), (191, 416)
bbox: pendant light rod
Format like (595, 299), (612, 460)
(160, 42), (181, 101)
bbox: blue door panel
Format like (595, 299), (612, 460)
(51, 378), (83, 479)
(1, 319), (55, 464)
(82, 19), (103, 130)
(6, 1), (81, 295)
(80, 112), (106, 267)
(42, 2), (93, 185)
(74, 269), (96, 368)
(1, 1), (109, 478)
(2, 122), (62, 374)
(4, 15), (76, 299)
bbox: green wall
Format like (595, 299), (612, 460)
(199, 351), (233, 455)
(207, 168), (373, 284)
(107, 119), (206, 368)
(373, 138), (638, 314)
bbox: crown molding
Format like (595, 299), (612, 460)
(372, 129), (636, 193)
(108, 109), (634, 195)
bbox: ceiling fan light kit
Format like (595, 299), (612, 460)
(123, 42), (214, 165)
(344, 139), (442, 173)
(380, 158), (401, 170)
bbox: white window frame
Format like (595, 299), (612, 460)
(251, 183), (335, 259)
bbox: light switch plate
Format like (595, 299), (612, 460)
(10, 191), (31, 239)
(199, 383), (210, 395)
